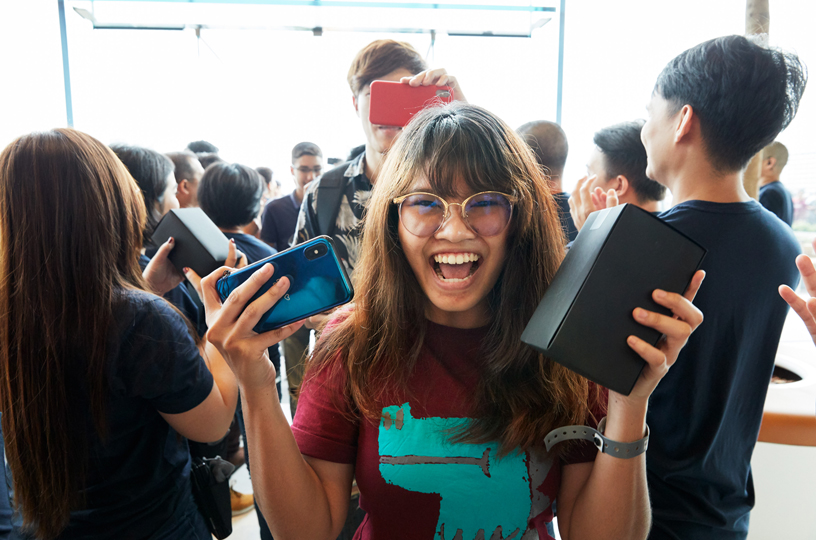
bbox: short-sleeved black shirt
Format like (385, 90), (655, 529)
(63, 289), (214, 539)
(647, 200), (800, 540)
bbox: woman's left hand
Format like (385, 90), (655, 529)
(622, 269), (706, 404)
(143, 237), (184, 295)
(401, 68), (468, 104)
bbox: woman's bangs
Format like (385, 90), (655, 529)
(421, 121), (515, 198)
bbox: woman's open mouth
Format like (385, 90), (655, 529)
(431, 253), (481, 283)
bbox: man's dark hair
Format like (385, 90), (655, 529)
(198, 162), (263, 229)
(256, 166), (276, 185)
(594, 120), (666, 202)
(516, 120), (569, 178)
(198, 152), (224, 170)
(292, 142), (322, 161)
(655, 35), (807, 172)
(186, 140), (219, 154)
(110, 144), (174, 245)
(166, 151), (199, 183)
(347, 40), (427, 97)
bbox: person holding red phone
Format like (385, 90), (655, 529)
(293, 39), (467, 284)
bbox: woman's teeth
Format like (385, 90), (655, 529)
(433, 253), (479, 264)
(433, 253), (480, 282)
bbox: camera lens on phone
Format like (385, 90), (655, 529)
(305, 242), (328, 261)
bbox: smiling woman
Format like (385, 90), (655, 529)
(199, 100), (704, 540)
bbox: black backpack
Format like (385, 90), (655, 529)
(315, 163), (349, 238)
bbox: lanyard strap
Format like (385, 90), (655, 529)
(544, 417), (650, 459)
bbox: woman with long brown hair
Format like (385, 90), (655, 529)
(0, 129), (238, 539)
(201, 102), (705, 540)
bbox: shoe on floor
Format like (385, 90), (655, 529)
(230, 487), (254, 516)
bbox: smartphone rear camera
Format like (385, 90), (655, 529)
(305, 243), (328, 261)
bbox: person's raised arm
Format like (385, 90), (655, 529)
(199, 264), (354, 540)
(401, 68), (468, 104)
(556, 270), (705, 540)
(568, 175), (619, 232)
(779, 239), (816, 346)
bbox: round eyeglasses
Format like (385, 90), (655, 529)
(392, 191), (515, 238)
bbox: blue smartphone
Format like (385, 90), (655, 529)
(216, 236), (354, 332)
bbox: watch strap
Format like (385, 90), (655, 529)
(544, 417), (649, 459)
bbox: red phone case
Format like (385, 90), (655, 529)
(368, 81), (455, 127)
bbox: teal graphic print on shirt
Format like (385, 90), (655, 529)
(378, 403), (530, 539)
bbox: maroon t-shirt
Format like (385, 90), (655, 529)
(292, 320), (605, 540)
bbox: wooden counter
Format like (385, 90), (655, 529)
(758, 342), (816, 447)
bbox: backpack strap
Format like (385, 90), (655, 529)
(315, 165), (348, 238)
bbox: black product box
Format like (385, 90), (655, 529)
(151, 208), (230, 277)
(521, 204), (706, 395)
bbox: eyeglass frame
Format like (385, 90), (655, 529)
(391, 190), (517, 237)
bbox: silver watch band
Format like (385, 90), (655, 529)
(544, 417), (650, 459)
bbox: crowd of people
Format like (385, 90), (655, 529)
(0, 31), (809, 540)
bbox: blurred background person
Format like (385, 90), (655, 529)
(759, 141), (794, 226)
(569, 120), (666, 231)
(517, 120), (577, 242)
(167, 150), (205, 209)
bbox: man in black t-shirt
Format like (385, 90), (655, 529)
(517, 120), (578, 242)
(758, 141), (794, 226)
(635, 36), (807, 540)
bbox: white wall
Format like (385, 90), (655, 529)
(749, 442), (816, 540)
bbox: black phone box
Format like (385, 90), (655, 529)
(151, 208), (230, 277)
(520, 204), (706, 395)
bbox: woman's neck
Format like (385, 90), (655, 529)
(424, 300), (491, 329)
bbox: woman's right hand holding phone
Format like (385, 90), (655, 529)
(200, 262), (305, 393)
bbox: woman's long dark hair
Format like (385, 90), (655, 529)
(307, 103), (601, 456)
(0, 129), (148, 538)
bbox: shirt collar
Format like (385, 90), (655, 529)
(288, 191), (300, 209)
(344, 151), (367, 179)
